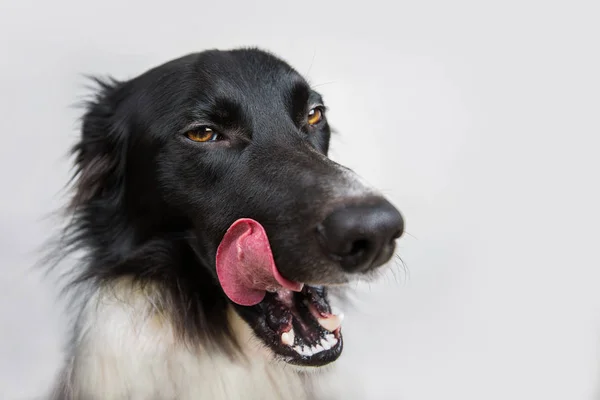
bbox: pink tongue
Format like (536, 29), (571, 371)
(216, 218), (304, 306)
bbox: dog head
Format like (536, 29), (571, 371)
(69, 48), (403, 367)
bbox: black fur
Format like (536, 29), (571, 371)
(49, 48), (402, 397)
(55, 48), (353, 350)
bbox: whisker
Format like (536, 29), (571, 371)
(305, 48), (317, 77)
(394, 253), (410, 282)
(402, 231), (418, 240)
(389, 264), (399, 285)
(311, 81), (337, 88)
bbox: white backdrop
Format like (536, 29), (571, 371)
(1, 1), (599, 399)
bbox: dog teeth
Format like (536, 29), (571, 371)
(302, 346), (311, 356)
(293, 345), (312, 357)
(317, 313), (344, 332)
(291, 334), (339, 357)
(325, 334), (338, 346)
(281, 329), (295, 346)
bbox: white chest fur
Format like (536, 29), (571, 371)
(55, 280), (311, 400)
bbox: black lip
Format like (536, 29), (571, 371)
(233, 287), (344, 367)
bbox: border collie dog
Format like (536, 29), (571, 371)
(49, 48), (404, 400)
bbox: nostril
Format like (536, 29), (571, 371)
(348, 238), (370, 257)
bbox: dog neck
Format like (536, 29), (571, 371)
(51, 278), (314, 400)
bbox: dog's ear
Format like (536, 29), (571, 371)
(70, 77), (128, 210)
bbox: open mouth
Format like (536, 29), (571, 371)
(252, 285), (343, 366)
(216, 218), (344, 366)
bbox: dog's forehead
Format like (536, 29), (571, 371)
(197, 49), (300, 81)
(192, 50), (312, 103)
(130, 50), (324, 137)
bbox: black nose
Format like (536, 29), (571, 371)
(317, 199), (404, 272)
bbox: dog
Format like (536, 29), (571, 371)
(48, 48), (404, 400)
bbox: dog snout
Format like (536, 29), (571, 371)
(316, 199), (404, 273)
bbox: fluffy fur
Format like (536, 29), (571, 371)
(51, 279), (310, 399)
(46, 48), (403, 399)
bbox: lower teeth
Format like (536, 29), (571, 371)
(291, 334), (338, 357)
(281, 330), (295, 346)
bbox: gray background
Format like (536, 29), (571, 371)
(1, 0), (599, 399)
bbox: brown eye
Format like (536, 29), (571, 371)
(307, 107), (324, 126)
(185, 127), (219, 142)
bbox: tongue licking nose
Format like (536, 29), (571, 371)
(216, 218), (304, 306)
